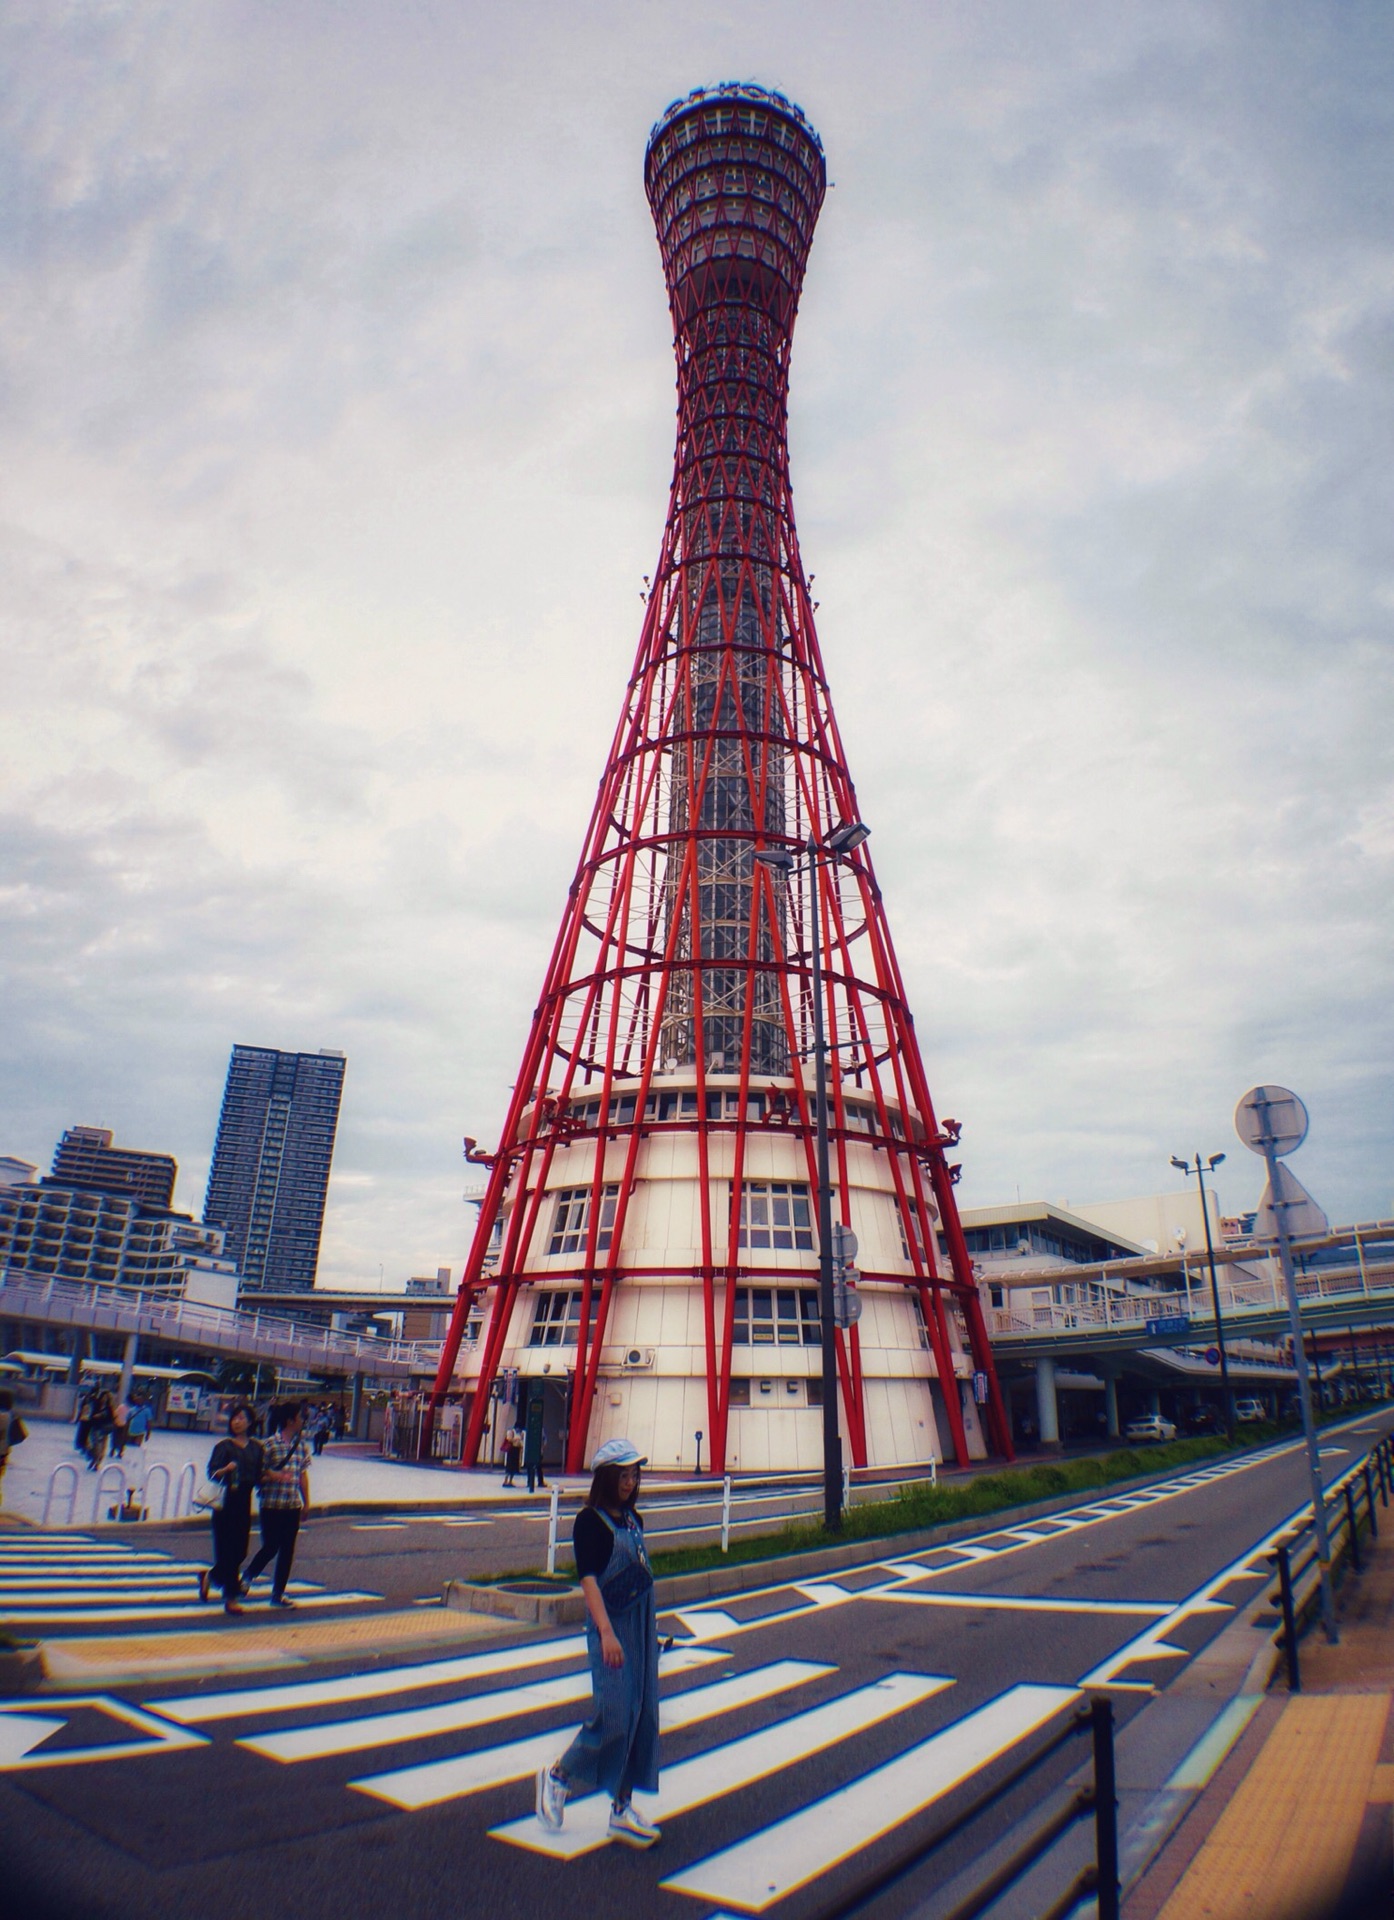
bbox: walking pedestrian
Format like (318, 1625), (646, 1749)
(85, 1387), (115, 1470)
(524, 1417), (547, 1494)
(0, 1391), (28, 1507)
(502, 1425), (522, 1487)
(74, 1387), (93, 1458)
(310, 1405), (329, 1456)
(127, 1398), (152, 1446)
(199, 1402), (263, 1615)
(243, 1401), (311, 1608)
(535, 1438), (660, 1847)
(110, 1395), (131, 1460)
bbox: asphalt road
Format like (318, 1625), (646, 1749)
(1, 1411), (1388, 1920)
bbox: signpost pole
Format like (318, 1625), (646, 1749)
(1238, 1086), (1337, 1643)
(1193, 1156), (1235, 1439)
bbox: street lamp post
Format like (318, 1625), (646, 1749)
(1170, 1152), (1234, 1439)
(758, 819), (869, 1534)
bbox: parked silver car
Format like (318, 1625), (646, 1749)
(1124, 1412), (1177, 1443)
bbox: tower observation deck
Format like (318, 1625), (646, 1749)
(428, 85), (1011, 1476)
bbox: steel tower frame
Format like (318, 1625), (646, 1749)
(426, 83), (1013, 1474)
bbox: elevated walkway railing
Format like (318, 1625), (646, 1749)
(0, 1267), (442, 1381)
(989, 1252), (1394, 1346)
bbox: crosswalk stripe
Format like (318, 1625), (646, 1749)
(0, 1577), (324, 1604)
(489, 1671), (954, 1859)
(238, 1646), (729, 1764)
(0, 1592), (378, 1626)
(351, 1659), (835, 1813)
(660, 1683), (1079, 1909)
(157, 1634), (593, 1724)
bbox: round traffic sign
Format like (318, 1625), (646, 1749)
(1204, 1346), (1220, 1366)
(1235, 1085), (1308, 1158)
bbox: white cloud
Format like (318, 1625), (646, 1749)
(1, 0), (1390, 1284)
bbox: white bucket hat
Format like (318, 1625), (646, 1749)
(591, 1436), (647, 1469)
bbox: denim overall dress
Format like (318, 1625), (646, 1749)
(560, 1507), (660, 1801)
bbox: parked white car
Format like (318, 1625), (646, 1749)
(1124, 1413), (1177, 1443)
(1234, 1398), (1267, 1423)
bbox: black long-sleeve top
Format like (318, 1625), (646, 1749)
(207, 1437), (264, 1498)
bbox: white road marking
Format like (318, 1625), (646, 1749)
(662, 1684), (1078, 1909)
(870, 1592), (1175, 1617)
(157, 1634), (594, 1724)
(352, 1658), (835, 1813)
(238, 1647), (727, 1764)
(0, 1591), (379, 1627)
(490, 1672), (954, 1860)
(0, 1696), (209, 1770)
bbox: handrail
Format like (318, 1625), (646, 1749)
(1269, 1434), (1390, 1690)
(802, 1694), (1118, 1920)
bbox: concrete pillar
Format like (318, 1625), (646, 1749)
(349, 1372), (363, 1438)
(118, 1332), (138, 1404)
(1035, 1356), (1060, 1448)
(1104, 1371), (1120, 1439)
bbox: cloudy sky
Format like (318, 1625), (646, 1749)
(3, 1), (1390, 1287)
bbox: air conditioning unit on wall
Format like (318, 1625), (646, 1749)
(623, 1348), (655, 1369)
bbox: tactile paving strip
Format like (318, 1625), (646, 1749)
(1158, 1693), (1390, 1920)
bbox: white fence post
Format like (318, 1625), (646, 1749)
(546, 1483), (560, 1576)
(721, 1474), (732, 1553)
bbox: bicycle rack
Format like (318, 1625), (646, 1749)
(143, 1462), (172, 1521)
(173, 1461), (197, 1518)
(91, 1463), (127, 1524)
(42, 1461), (80, 1527)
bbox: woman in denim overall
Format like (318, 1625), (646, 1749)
(536, 1437), (661, 1846)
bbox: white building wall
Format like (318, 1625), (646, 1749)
(458, 1076), (971, 1472)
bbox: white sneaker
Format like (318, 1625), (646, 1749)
(609, 1801), (661, 1847)
(535, 1763), (567, 1830)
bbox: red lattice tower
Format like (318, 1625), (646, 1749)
(428, 83), (1012, 1475)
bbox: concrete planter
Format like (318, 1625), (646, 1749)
(441, 1458), (1219, 1628)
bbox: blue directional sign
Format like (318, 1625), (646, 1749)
(1145, 1315), (1192, 1336)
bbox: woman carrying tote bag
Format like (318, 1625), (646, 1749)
(199, 1402), (263, 1615)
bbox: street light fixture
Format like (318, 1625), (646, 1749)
(1171, 1151), (1234, 1438)
(757, 820), (870, 1533)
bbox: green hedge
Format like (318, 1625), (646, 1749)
(644, 1434), (1234, 1579)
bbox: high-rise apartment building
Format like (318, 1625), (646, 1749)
(50, 1126), (178, 1211)
(203, 1046), (346, 1293)
(0, 1177), (234, 1303)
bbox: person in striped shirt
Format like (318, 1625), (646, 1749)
(244, 1401), (312, 1607)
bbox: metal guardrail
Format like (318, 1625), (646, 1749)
(1269, 1434), (1390, 1691)
(535, 1465), (942, 1571)
(0, 1267), (442, 1379)
(803, 1693), (1118, 1920)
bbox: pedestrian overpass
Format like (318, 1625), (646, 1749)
(982, 1221), (1394, 1445)
(0, 1267), (440, 1403)
(986, 1221), (1394, 1358)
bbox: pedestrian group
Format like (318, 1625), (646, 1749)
(199, 1399), (313, 1615)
